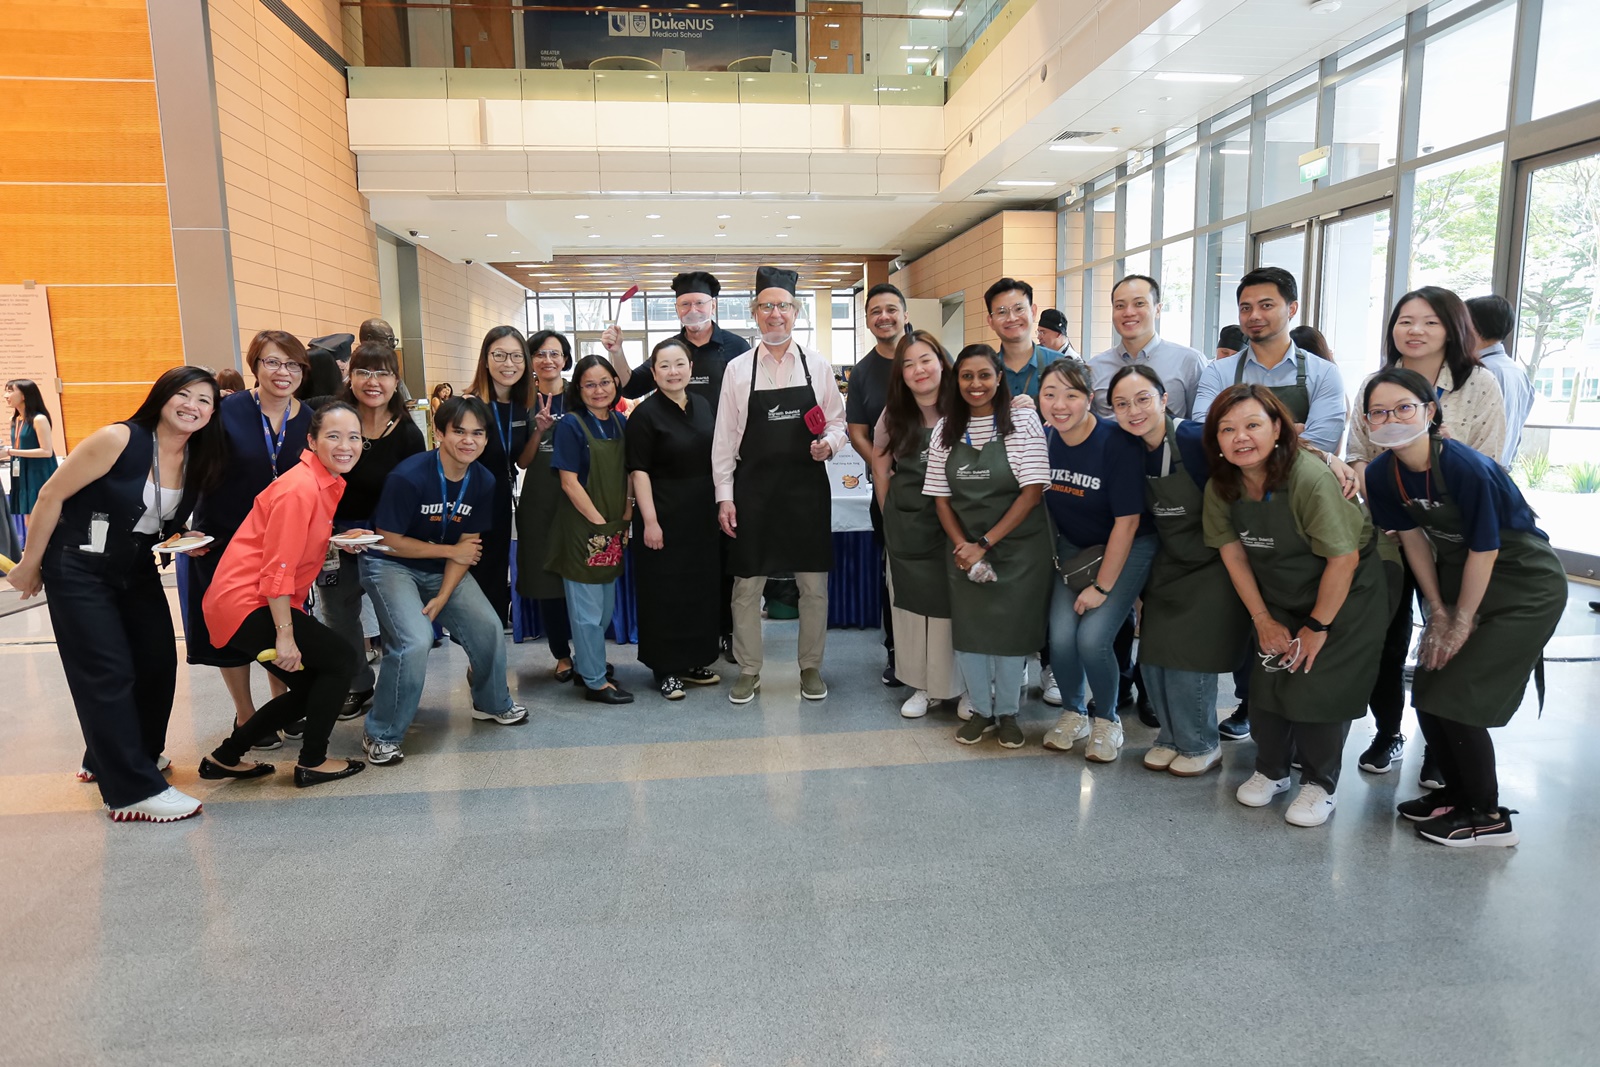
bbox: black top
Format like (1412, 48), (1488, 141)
(845, 348), (896, 432)
(193, 390), (313, 537)
(480, 398), (531, 502)
(620, 323), (751, 406)
(625, 391), (715, 479)
(49, 422), (200, 568)
(336, 417), (426, 519)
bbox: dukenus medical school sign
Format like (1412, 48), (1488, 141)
(526, 0), (796, 71)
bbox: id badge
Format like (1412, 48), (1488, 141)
(79, 511), (110, 554)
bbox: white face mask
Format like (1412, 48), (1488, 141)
(679, 310), (711, 329)
(1370, 421), (1430, 449)
(760, 329), (792, 347)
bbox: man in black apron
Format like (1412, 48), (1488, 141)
(711, 267), (848, 705)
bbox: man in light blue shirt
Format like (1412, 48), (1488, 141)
(1466, 295), (1535, 469)
(1088, 274), (1206, 418)
(1192, 267), (1347, 453)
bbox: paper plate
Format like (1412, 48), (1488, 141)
(155, 535), (214, 554)
(330, 534), (384, 547)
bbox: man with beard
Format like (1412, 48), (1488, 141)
(607, 271), (750, 409)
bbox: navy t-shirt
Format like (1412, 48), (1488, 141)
(372, 450), (496, 573)
(551, 409), (627, 488)
(1140, 418), (1211, 492)
(1044, 416), (1151, 546)
(1366, 438), (1545, 553)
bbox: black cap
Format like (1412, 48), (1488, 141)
(1217, 325), (1247, 351)
(1038, 308), (1068, 333)
(671, 271), (720, 298)
(754, 265), (799, 297)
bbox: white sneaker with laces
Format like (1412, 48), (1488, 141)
(108, 787), (202, 824)
(1235, 772), (1292, 807)
(955, 693), (977, 721)
(363, 736), (404, 766)
(1285, 783), (1337, 827)
(1042, 710), (1091, 751)
(1085, 718), (1125, 763)
(471, 702), (528, 725)
(1040, 667), (1062, 707)
(900, 690), (930, 719)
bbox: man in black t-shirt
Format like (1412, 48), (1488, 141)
(605, 271), (751, 410)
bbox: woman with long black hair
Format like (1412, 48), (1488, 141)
(5, 368), (226, 822)
(467, 325), (539, 626)
(3, 377), (57, 533)
(516, 329), (578, 679)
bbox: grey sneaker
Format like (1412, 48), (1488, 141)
(729, 674), (761, 704)
(996, 715), (1024, 749)
(362, 736), (404, 766)
(471, 702), (528, 725)
(800, 668), (828, 701)
(1085, 718), (1125, 763)
(956, 714), (995, 745)
(1042, 710), (1091, 752)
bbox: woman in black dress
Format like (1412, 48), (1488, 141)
(626, 339), (723, 699)
(466, 325), (538, 626)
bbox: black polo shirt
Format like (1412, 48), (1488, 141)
(621, 323), (751, 409)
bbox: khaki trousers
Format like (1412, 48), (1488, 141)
(731, 572), (828, 674)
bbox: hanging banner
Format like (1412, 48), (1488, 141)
(525, 0), (798, 72)
(0, 285), (64, 457)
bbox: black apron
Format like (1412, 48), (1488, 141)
(728, 348), (833, 576)
(1139, 417), (1250, 672)
(882, 426), (950, 619)
(1401, 439), (1567, 727)
(1235, 345), (1310, 425)
(515, 386), (567, 601)
(943, 430), (1052, 656)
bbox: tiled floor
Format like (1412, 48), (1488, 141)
(2, 580), (1598, 1066)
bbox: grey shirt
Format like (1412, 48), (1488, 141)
(1088, 334), (1206, 419)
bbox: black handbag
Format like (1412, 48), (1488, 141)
(1057, 544), (1105, 593)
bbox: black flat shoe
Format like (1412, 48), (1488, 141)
(553, 665), (575, 683)
(570, 662), (617, 685)
(199, 757), (275, 780)
(293, 760), (366, 788)
(585, 684), (634, 705)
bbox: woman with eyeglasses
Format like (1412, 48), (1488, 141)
(1360, 368), (1562, 847)
(1202, 384), (1388, 828)
(467, 325), (539, 627)
(547, 354), (633, 704)
(312, 342), (425, 719)
(185, 330), (315, 746)
(1344, 287), (1508, 788)
(516, 330), (579, 680)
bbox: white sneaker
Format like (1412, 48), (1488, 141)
(1169, 746), (1222, 777)
(1040, 667), (1062, 707)
(471, 702), (528, 725)
(1235, 772), (1292, 807)
(1285, 783), (1337, 827)
(900, 690), (930, 719)
(1042, 710), (1091, 751)
(1143, 745), (1178, 771)
(362, 735), (404, 766)
(1085, 718), (1124, 763)
(955, 693), (977, 721)
(108, 787), (202, 824)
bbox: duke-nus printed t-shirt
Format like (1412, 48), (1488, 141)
(1043, 416), (1151, 546)
(372, 450), (495, 574)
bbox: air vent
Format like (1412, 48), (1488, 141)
(1052, 129), (1104, 143)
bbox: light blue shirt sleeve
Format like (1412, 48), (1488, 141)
(1190, 357), (1230, 426)
(1300, 357), (1347, 453)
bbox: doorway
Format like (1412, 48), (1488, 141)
(809, 2), (862, 75)
(452, 0), (514, 68)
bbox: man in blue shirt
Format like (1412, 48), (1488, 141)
(1088, 274), (1206, 418)
(986, 277), (1078, 408)
(359, 396), (527, 766)
(1466, 295), (1535, 469)
(1192, 267), (1347, 453)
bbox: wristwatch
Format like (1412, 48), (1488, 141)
(1092, 582), (1111, 596)
(976, 535), (991, 550)
(1303, 616), (1331, 633)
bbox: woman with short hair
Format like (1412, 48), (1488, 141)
(516, 329), (579, 679)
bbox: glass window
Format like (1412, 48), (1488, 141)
(1208, 101), (1250, 135)
(535, 296), (574, 334)
(1415, 4), (1515, 157)
(1205, 224), (1247, 351)
(646, 296), (679, 326)
(1533, 0), (1600, 119)
(1124, 170), (1154, 250)
(1256, 230), (1306, 328)
(1209, 131), (1250, 220)
(573, 296), (611, 331)
(1267, 67), (1317, 106)
(1408, 145), (1502, 294)
(1337, 24), (1403, 70)
(1158, 238), (1194, 349)
(1159, 150), (1196, 238)
(1164, 126), (1197, 152)
(1089, 194), (1117, 261)
(1428, 0), (1481, 25)
(832, 295), (853, 323)
(1331, 55), (1402, 181)
(1086, 263), (1115, 355)
(1263, 97), (1318, 206)
(1318, 208), (1392, 403)
(1122, 251), (1151, 281)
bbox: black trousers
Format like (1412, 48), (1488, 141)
(1112, 610), (1140, 698)
(214, 607), (357, 767)
(1250, 709), (1352, 794)
(43, 548), (175, 809)
(869, 494), (894, 655)
(470, 525), (512, 628)
(1417, 712), (1499, 811)
(540, 597), (572, 660)
(1368, 561), (1417, 738)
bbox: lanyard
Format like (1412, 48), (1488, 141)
(583, 410), (617, 441)
(435, 453), (472, 541)
(490, 401), (515, 476)
(149, 432), (187, 524)
(256, 392), (289, 480)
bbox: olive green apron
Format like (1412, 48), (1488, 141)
(1235, 344), (1310, 425)
(1401, 439), (1566, 727)
(883, 427), (950, 619)
(544, 413), (628, 585)
(1232, 460), (1388, 723)
(943, 432), (1052, 656)
(515, 388), (568, 601)
(1139, 417), (1250, 672)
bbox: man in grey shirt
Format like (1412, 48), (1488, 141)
(1087, 275), (1206, 418)
(1465, 295), (1535, 469)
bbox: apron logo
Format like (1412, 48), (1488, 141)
(767, 403), (802, 421)
(1433, 530), (1465, 542)
(691, 375), (710, 385)
(1153, 504), (1188, 517)
(1238, 529), (1274, 549)
(954, 463), (991, 480)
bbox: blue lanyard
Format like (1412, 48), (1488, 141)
(490, 401), (514, 473)
(256, 393), (288, 479)
(435, 453), (472, 541)
(584, 410), (617, 441)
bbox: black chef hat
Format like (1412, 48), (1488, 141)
(1038, 308), (1068, 333)
(671, 271), (721, 298)
(754, 265), (799, 297)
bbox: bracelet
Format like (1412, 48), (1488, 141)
(275, 622), (293, 631)
(1251, 610), (1269, 622)
(1092, 582), (1111, 596)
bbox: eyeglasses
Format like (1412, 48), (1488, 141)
(580, 380), (615, 391)
(258, 358), (304, 376)
(990, 302), (1030, 320)
(488, 351), (526, 364)
(350, 368), (395, 382)
(754, 302), (796, 315)
(1365, 401), (1424, 425)
(1112, 391), (1160, 414)
(677, 299), (714, 311)
(533, 349), (565, 361)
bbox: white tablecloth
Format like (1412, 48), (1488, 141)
(827, 449), (874, 532)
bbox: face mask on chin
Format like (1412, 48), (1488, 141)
(1370, 421), (1430, 449)
(679, 311), (711, 329)
(760, 330), (792, 347)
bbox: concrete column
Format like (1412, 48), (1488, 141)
(813, 287), (833, 361)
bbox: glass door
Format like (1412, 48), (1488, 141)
(1252, 225), (1307, 328)
(1317, 203), (1392, 406)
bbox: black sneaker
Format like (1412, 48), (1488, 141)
(719, 634), (736, 664)
(1358, 733), (1405, 774)
(955, 714), (995, 745)
(1136, 692), (1158, 729)
(251, 731), (283, 751)
(338, 689), (374, 721)
(1419, 749), (1446, 791)
(1416, 807), (1519, 848)
(1397, 790), (1456, 823)
(1218, 706), (1251, 741)
(681, 666), (721, 685)
(281, 719), (307, 740)
(996, 715), (1024, 749)
(882, 656), (903, 688)
(658, 675), (686, 701)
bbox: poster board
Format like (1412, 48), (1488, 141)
(525, 0), (796, 71)
(0, 285), (65, 457)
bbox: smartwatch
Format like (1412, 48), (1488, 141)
(1092, 582), (1111, 596)
(1303, 616), (1331, 633)
(976, 535), (992, 550)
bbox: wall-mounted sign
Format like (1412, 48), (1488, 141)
(1299, 145), (1331, 184)
(0, 284), (64, 456)
(526, 0), (796, 71)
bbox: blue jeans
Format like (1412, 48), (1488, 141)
(563, 578), (616, 690)
(360, 554), (512, 744)
(1142, 663), (1220, 756)
(954, 652), (1026, 719)
(1049, 533), (1158, 720)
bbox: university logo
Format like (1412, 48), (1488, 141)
(609, 12), (651, 37)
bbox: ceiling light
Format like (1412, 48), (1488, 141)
(1218, 148), (1250, 155)
(1310, 0), (1342, 12)
(775, 233), (788, 238)
(651, 233), (665, 238)
(1049, 144), (1116, 153)
(588, 234), (601, 238)
(1153, 72), (1245, 84)
(919, 7), (954, 15)
(899, 45), (935, 50)
(717, 214), (732, 219)
(415, 234), (429, 239)
(997, 179), (1056, 187)
(786, 214), (801, 220)
(645, 213), (661, 219)
(714, 234), (727, 238)
(515, 263), (539, 268)
(574, 214), (589, 219)
(485, 233), (499, 238)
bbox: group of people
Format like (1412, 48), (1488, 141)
(5, 262), (1562, 851)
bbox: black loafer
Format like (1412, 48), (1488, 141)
(569, 662), (617, 685)
(199, 757), (275, 780)
(553, 664), (575, 683)
(585, 684), (634, 705)
(293, 760), (366, 788)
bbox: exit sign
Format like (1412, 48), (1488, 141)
(1299, 146), (1331, 183)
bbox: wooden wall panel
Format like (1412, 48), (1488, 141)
(0, 79), (165, 183)
(0, 185), (176, 286)
(0, 0), (156, 79)
(60, 385), (159, 442)
(46, 286), (185, 382)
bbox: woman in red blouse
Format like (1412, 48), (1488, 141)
(200, 402), (372, 787)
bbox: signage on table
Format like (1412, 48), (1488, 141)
(526, 0), (797, 71)
(0, 284), (64, 456)
(826, 445), (872, 533)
